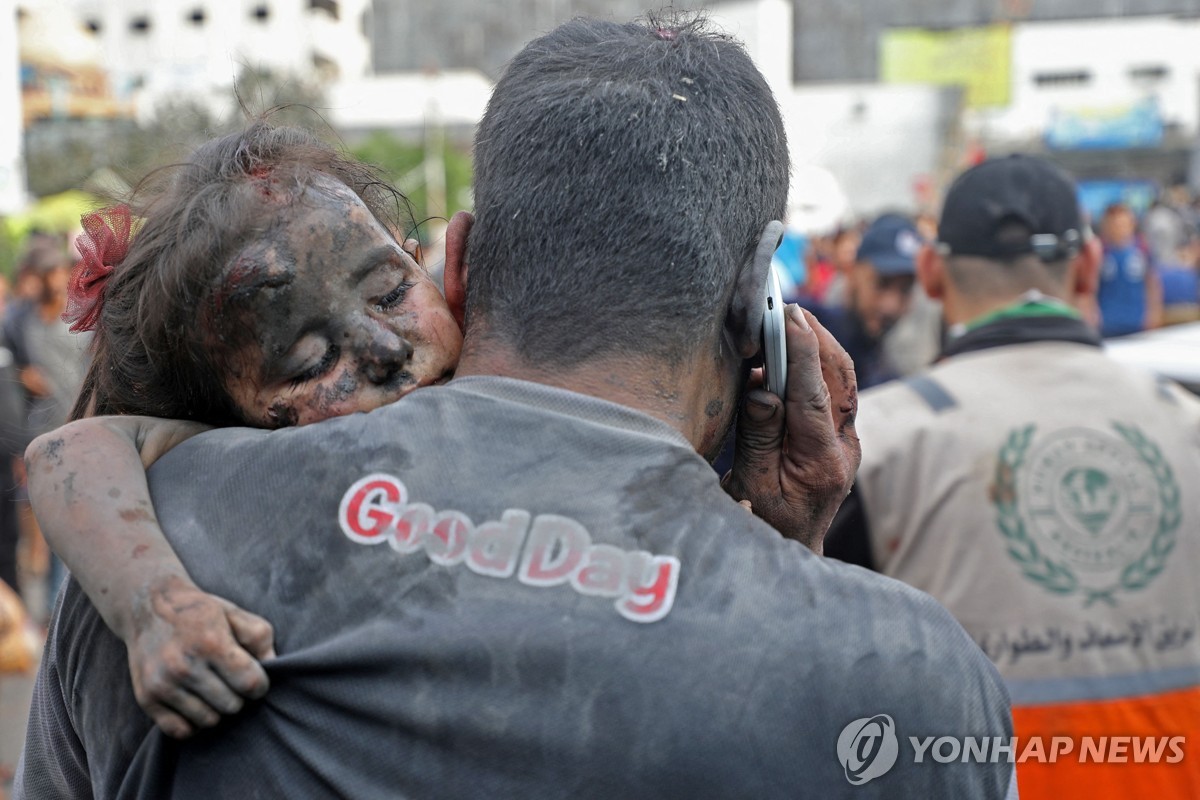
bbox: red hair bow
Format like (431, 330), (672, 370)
(64, 205), (132, 333)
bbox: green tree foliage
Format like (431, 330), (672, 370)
(23, 67), (328, 200)
(13, 67), (474, 270)
(0, 226), (20, 281)
(226, 66), (327, 130)
(349, 131), (473, 242)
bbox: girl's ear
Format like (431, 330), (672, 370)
(443, 211), (473, 329)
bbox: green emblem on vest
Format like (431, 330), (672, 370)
(992, 423), (1180, 606)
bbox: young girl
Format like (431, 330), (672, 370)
(26, 122), (463, 738)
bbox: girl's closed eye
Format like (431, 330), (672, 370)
(378, 281), (415, 311)
(290, 343), (340, 387)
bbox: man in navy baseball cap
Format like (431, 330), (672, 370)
(813, 212), (923, 388)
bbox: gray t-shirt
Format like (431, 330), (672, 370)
(19, 377), (1015, 798)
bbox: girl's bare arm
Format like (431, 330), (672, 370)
(26, 416), (275, 738)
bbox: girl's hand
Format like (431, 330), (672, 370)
(127, 574), (275, 738)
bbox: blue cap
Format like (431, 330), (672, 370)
(856, 213), (922, 276)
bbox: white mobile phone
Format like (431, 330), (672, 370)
(762, 263), (787, 399)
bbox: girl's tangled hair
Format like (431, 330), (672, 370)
(71, 122), (415, 426)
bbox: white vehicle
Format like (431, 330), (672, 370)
(1104, 322), (1200, 396)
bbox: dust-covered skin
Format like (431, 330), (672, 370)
(24, 414), (276, 739)
(21, 179), (462, 741)
(217, 177), (462, 427)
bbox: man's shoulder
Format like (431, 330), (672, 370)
(856, 366), (955, 438)
(859, 372), (935, 407)
(1052, 344), (1200, 422)
(856, 342), (1185, 435)
(810, 557), (989, 646)
(766, 555), (1012, 745)
(160, 389), (437, 465)
(748, 536), (1003, 677)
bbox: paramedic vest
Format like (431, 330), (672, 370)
(855, 339), (1200, 799)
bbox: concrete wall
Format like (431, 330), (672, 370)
(781, 82), (960, 217)
(49, 0), (371, 118)
(370, 0), (648, 77)
(978, 15), (1200, 140)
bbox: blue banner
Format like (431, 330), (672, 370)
(1046, 99), (1164, 151)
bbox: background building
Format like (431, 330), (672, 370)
(369, 0), (648, 76)
(793, 0), (1200, 83)
(0, 0), (26, 214)
(18, 8), (131, 125)
(795, 0), (1200, 197)
(44, 0), (372, 119)
(8, 0), (1200, 226)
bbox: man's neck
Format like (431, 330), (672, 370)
(941, 287), (1073, 329)
(454, 338), (737, 457)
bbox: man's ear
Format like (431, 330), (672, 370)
(726, 220), (784, 360)
(916, 243), (945, 301)
(443, 211), (472, 329)
(1071, 235), (1102, 299)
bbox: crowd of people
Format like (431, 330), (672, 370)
(0, 11), (1197, 800)
(770, 184), (1200, 394)
(0, 234), (87, 617)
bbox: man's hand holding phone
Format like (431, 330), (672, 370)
(722, 304), (861, 552)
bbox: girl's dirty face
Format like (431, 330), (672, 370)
(216, 177), (462, 427)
